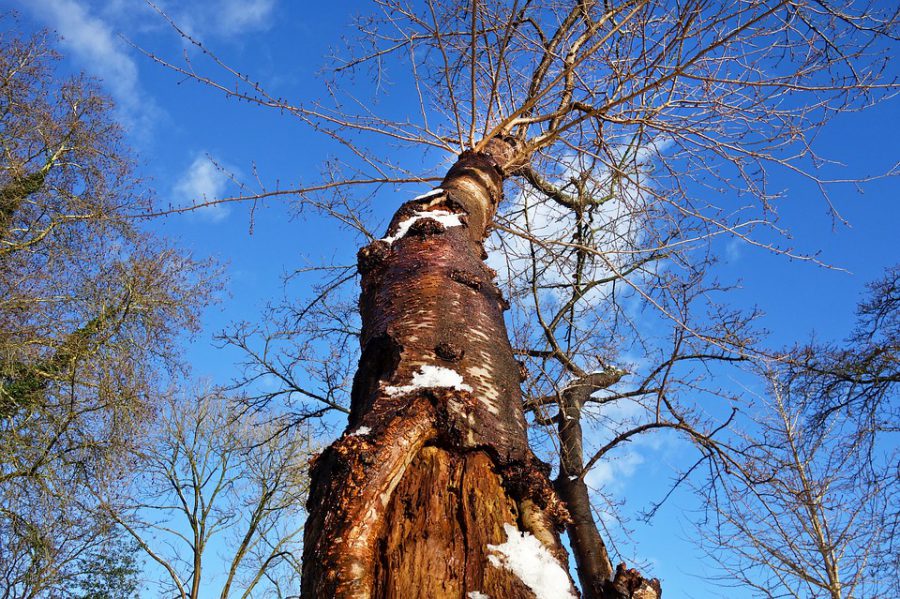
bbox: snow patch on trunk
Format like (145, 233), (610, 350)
(350, 426), (371, 436)
(384, 365), (473, 396)
(412, 187), (445, 201)
(486, 523), (576, 599)
(382, 209), (463, 244)
(467, 592), (490, 599)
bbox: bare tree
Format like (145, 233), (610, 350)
(702, 372), (897, 599)
(0, 498), (140, 599)
(136, 1), (899, 597)
(0, 21), (218, 597)
(783, 265), (900, 437)
(699, 267), (899, 598)
(100, 387), (310, 599)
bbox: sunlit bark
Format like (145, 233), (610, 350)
(302, 139), (574, 598)
(302, 138), (660, 598)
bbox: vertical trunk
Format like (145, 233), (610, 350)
(554, 374), (662, 599)
(556, 384), (613, 599)
(301, 139), (576, 598)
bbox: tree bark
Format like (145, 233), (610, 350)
(301, 139), (575, 598)
(301, 138), (660, 598)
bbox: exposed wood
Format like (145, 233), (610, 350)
(373, 446), (538, 599)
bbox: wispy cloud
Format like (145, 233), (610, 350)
(162, 0), (277, 39)
(22, 0), (159, 135)
(216, 0), (277, 35)
(172, 154), (232, 222)
(489, 138), (675, 309)
(22, 0), (280, 135)
(726, 237), (747, 263)
(585, 448), (645, 492)
(584, 447), (645, 528)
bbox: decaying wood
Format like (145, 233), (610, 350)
(605, 564), (663, 599)
(373, 446), (543, 599)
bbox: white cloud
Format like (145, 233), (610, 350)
(577, 397), (685, 527)
(582, 447), (645, 528)
(489, 138), (674, 311)
(726, 237), (747, 263)
(584, 449), (645, 491)
(217, 0), (277, 35)
(172, 154), (232, 222)
(580, 397), (654, 492)
(162, 0), (277, 39)
(487, 138), (673, 381)
(23, 0), (158, 134)
(21, 0), (275, 136)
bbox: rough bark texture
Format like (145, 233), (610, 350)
(373, 447), (546, 599)
(301, 139), (659, 599)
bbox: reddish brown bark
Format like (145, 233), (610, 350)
(373, 447), (554, 599)
(301, 138), (659, 598)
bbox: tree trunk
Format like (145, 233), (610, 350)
(553, 374), (662, 599)
(301, 138), (660, 599)
(555, 380), (614, 599)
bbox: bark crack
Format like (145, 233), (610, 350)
(454, 457), (471, 593)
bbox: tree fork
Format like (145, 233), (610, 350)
(301, 139), (658, 598)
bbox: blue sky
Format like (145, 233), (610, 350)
(8, 1), (899, 597)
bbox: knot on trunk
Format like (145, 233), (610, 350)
(497, 292), (511, 311)
(516, 360), (528, 382)
(605, 563), (662, 599)
(449, 268), (483, 290)
(407, 217), (446, 238)
(435, 341), (465, 362)
(357, 240), (391, 275)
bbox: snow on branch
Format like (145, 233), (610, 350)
(412, 187), (445, 201)
(381, 209), (463, 244)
